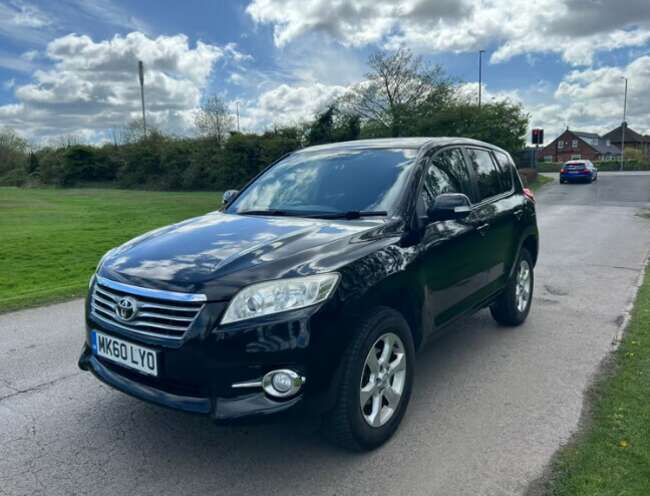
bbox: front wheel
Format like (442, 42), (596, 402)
(490, 249), (534, 326)
(323, 307), (415, 451)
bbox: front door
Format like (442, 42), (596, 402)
(413, 147), (486, 330)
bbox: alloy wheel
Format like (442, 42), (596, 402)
(359, 332), (407, 428)
(515, 259), (532, 313)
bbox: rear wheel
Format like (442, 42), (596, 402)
(559, 178), (565, 184)
(323, 307), (415, 451)
(490, 249), (534, 326)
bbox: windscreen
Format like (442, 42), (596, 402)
(227, 147), (418, 215)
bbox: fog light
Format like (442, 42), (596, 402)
(272, 373), (293, 393)
(262, 369), (305, 398)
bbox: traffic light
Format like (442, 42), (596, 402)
(532, 128), (544, 145)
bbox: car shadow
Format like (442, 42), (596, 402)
(69, 308), (528, 493)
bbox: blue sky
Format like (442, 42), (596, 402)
(1, 0), (650, 144)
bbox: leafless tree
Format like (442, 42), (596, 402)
(341, 48), (454, 137)
(46, 133), (82, 148)
(194, 95), (235, 144)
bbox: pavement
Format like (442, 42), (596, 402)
(2, 174), (650, 496)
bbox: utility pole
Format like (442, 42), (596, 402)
(620, 77), (628, 171)
(236, 101), (240, 133)
(138, 60), (147, 139)
(478, 49), (485, 109)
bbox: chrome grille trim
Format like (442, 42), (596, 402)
(95, 275), (207, 303)
(91, 276), (206, 339)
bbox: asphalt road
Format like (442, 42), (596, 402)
(2, 174), (650, 496)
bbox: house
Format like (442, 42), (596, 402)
(536, 129), (621, 162)
(603, 123), (650, 159)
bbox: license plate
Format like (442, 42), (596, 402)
(91, 331), (158, 376)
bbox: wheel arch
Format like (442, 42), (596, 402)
(350, 278), (425, 352)
(522, 234), (539, 266)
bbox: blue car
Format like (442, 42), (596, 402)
(559, 160), (598, 183)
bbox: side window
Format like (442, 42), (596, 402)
(494, 151), (514, 192)
(420, 148), (472, 209)
(467, 148), (502, 200)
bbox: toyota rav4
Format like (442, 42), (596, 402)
(79, 137), (538, 451)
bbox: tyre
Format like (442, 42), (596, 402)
(559, 178), (565, 184)
(490, 248), (534, 326)
(323, 307), (415, 451)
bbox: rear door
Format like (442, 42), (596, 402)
(493, 151), (528, 279)
(464, 147), (520, 299)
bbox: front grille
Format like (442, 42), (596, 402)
(91, 276), (206, 339)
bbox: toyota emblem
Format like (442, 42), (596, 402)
(115, 296), (138, 321)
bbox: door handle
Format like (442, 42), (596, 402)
(513, 209), (524, 220)
(476, 223), (490, 236)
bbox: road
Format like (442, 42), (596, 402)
(2, 174), (650, 496)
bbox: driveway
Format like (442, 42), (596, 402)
(2, 174), (650, 496)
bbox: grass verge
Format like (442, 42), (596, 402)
(540, 259), (650, 495)
(527, 174), (554, 192)
(0, 187), (220, 313)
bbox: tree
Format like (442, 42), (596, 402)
(306, 106), (335, 146)
(0, 127), (28, 185)
(415, 100), (529, 153)
(195, 96), (235, 144)
(342, 48), (454, 137)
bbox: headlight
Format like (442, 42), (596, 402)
(221, 273), (340, 325)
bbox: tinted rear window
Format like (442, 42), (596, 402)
(467, 148), (502, 200)
(494, 152), (514, 192)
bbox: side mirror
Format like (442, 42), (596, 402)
(222, 189), (239, 206)
(427, 193), (472, 222)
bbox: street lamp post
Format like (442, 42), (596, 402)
(138, 60), (147, 139)
(619, 77), (628, 171)
(478, 50), (485, 109)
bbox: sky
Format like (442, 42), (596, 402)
(1, 0), (650, 145)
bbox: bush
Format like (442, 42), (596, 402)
(537, 160), (650, 172)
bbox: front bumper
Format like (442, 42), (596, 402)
(78, 344), (302, 419)
(78, 295), (347, 421)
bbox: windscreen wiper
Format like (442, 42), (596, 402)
(307, 210), (388, 220)
(237, 209), (292, 216)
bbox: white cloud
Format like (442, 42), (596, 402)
(456, 82), (523, 106)
(0, 49), (35, 72)
(239, 82), (348, 131)
(247, 0), (650, 66)
(528, 56), (650, 140)
(0, 0), (54, 43)
(0, 32), (230, 142)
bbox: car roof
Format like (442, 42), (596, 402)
(565, 160), (589, 164)
(294, 137), (510, 155)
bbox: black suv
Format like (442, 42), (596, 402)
(79, 138), (538, 450)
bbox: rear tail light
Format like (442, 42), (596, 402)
(560, 168), (565, 173)
(523, 188), (535, 202)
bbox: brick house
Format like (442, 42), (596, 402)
(603, 123), (650, 159)
(536, 129), (621, 162)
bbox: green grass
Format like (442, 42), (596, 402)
(527, 174), (553, 191)
(0, 187), (221, 312)
(545, 262), (650, 495)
